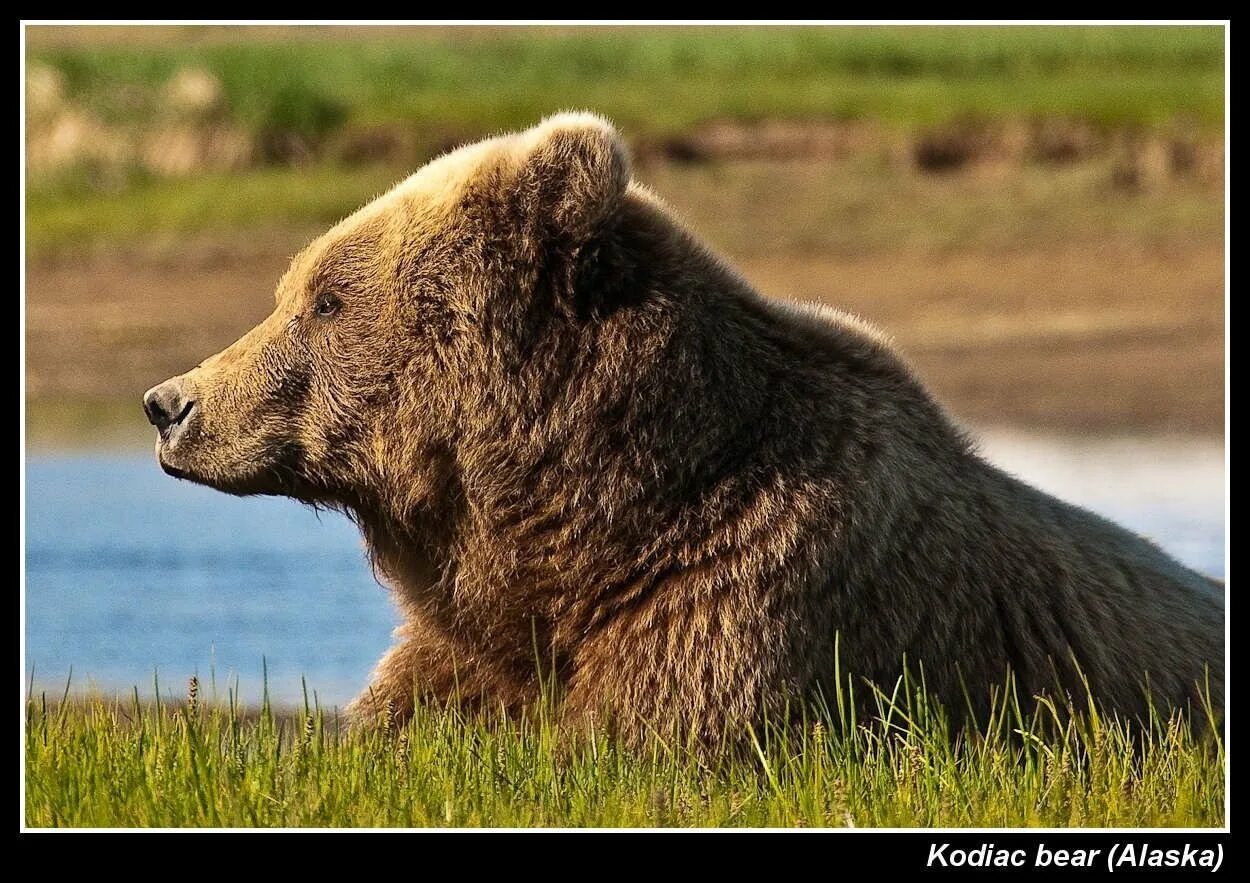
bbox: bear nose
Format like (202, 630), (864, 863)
(143, 380), (196, 433)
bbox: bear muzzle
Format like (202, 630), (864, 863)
(143, 378), (198, 450)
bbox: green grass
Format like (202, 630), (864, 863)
(26, 147), (1226, 260)
(29, 26), (1224, 135)
(24, 26), (1225, 257)
(25, 163), (403, 256)
(25, 677), (1224, 828)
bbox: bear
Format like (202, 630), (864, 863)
(143, 112), (1223, 745)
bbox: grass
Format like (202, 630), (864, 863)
(25, 163), (402, 256)
(28, 26), (1224, 135)
(24, 26), (1225, 256)
(25, 398), (157, 449)
(26, 150), (1225, 260)
(24, 674), (1225, 828)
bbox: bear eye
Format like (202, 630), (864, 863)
(314, 291), (342, 319)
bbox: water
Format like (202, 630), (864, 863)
(25, 455), (395, 708)
(24, 433), (1225, 707)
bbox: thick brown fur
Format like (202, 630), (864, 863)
(146, 113), (1224, 745)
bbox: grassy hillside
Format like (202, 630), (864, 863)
(23, 25), (1226, 435)
(28, 26), (1224, 135)
(24, 26), (1224, 254)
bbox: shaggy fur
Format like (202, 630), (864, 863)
(145, 113), (1224, 744)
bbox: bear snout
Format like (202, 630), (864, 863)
(143, 378), (197, 445)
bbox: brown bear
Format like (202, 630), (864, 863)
(143, 113), (1223, 744)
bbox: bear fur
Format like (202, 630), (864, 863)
(146, 113), (1224, 744)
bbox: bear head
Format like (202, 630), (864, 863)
(143, 112), (635, 523)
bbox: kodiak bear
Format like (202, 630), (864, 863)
(144, 113), (1223, 744)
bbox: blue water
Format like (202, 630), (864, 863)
(25, 455), (396, 708)
(24, 435), (1225, 706)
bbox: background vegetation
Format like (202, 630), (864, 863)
(26, 25), (1224, 254)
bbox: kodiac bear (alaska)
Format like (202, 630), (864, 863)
(144, 113), (1223, 745)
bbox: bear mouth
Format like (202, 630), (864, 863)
(157, 448), (321, 501)
(156, 457), (193, 482)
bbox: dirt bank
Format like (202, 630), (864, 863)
(25, 152), (1224, 442)
(26, 237), (1223, 443)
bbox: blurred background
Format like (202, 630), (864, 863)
(24, 24), (1225, 707)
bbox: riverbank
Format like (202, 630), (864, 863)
(26, 155), (1225, 442)
(25, 26), (1225, 439)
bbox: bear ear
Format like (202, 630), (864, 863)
(510, 112), (631, 243)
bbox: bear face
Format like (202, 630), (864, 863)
(144, 113), (629, 513)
